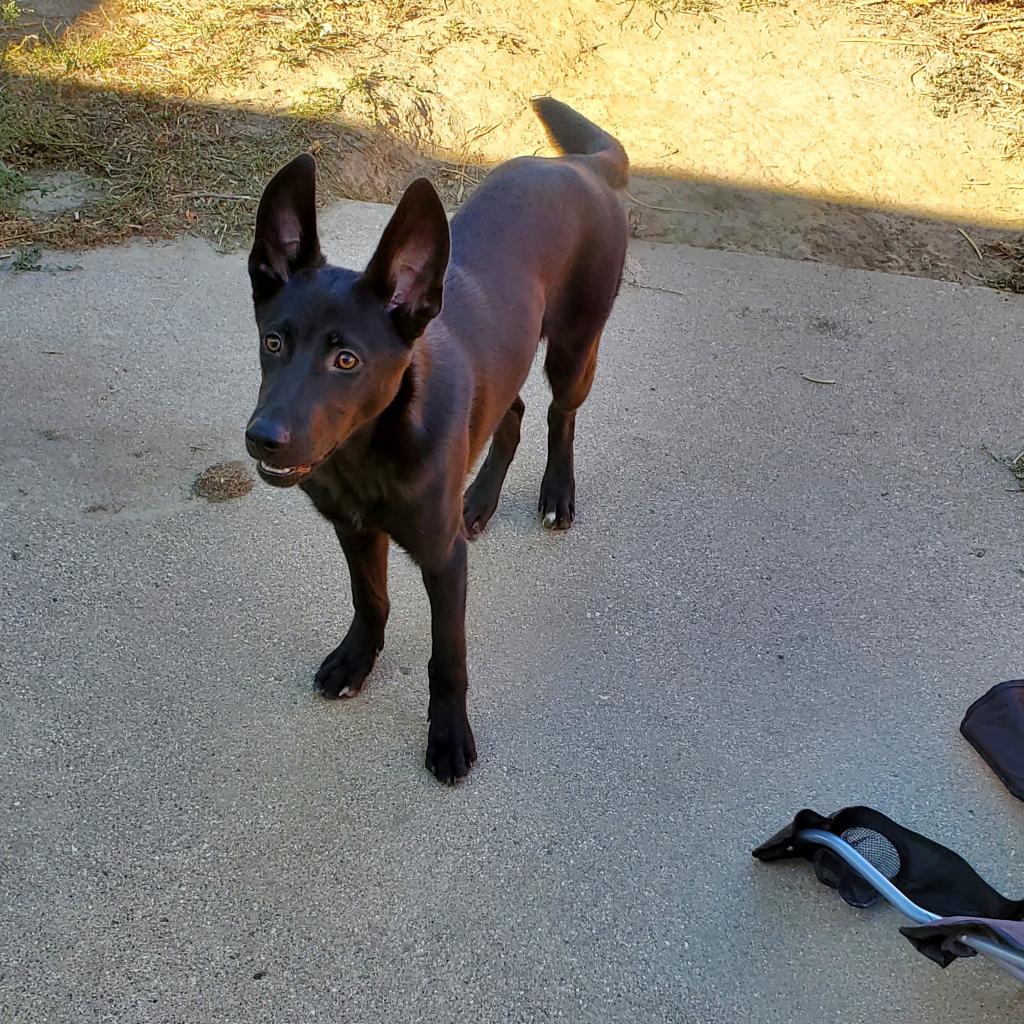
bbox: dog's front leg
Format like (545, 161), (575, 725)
(421, 534), (477, 783)
(314, 526), (390, 699)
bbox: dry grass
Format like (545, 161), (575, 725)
(631, 0), (718, 16)
(0, 73), (429, 249)
(843, 1), (1024, 151)
(0, 158), (30, 208)
(979, 236), (1024, 292)
(5, 0), (426, 92)
(0, 0), (482, 249)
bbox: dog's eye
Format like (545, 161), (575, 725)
(263, 333), (283, 354)
(334, 350), (360, 371)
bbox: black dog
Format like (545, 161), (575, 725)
(245, 98), (628, 783)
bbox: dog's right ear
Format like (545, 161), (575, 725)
(363, 178), (450, 344)
(248, 154), (324, 304)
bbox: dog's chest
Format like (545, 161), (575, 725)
(301, 462), (403, 533)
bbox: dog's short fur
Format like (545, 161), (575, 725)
(245, 98), (628, 783)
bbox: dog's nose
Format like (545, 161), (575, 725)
(245, 418), (290, 457)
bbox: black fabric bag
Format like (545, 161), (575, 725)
(961, 680), (1024, 802)
(753, 806), (1024, 923)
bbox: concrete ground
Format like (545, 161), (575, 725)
(2, 202), (1023, 1022)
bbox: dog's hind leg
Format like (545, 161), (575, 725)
(539, 318), (607, 531)
(315, 526), (390, 698)
(540, 227), (625, 532)
(462, 395), (525, 539)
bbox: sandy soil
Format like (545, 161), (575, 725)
(205, 0), (1024, 281)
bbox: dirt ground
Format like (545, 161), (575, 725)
(3, 0), (1024, 287)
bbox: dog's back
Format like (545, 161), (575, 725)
(434, 101), (630, 470)
(447, 98), (628, 277)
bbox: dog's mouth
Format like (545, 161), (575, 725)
(255, 445), (339, 487)
(256, 460), (312, 486)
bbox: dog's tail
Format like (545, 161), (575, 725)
(530, 96), (629, 190)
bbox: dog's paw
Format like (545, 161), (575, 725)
(462, 486), (498, 540)
(314, 635), (378, 699)
(425, 715), (477, 784)
(538, 478), (575, 531)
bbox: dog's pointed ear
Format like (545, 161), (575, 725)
(363, 178), (450, 344)
(248, 154), (324, 304)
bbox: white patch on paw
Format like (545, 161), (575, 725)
(543, 511), (557, 527)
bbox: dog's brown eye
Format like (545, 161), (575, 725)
(263, 334), (282, 354)
(334, 350), (360, 371)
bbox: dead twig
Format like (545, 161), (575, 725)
(980, 63), (1024, 93)
(625, 190), (708, 215)
(840, 37), (938, 49)
(171, 191), (255, 201)
(957, 227), (984, 262)
(629, 281), (722, 298)
(772, 365), (837, 385)
(965, 19), (1024, 39)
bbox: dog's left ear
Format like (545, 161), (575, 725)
(363, 178), (450, 344)
(248, 153), (324, 304)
